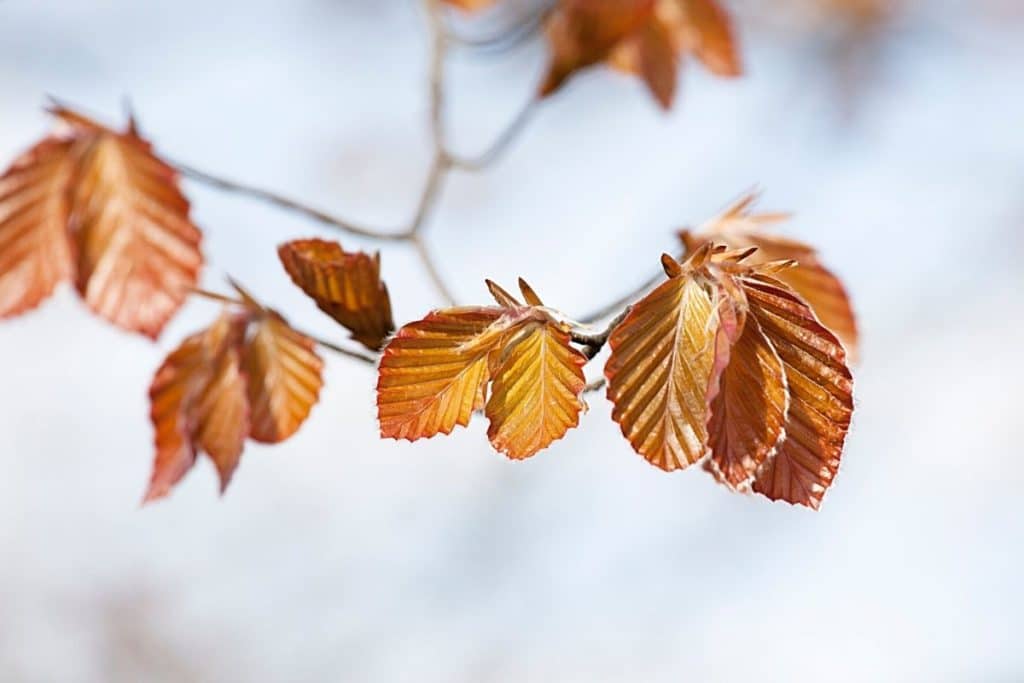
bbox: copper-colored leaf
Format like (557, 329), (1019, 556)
(743, 276), (853, 509)
(278, 238), (394, 350)
(705, 314), (788, 489)
(486, 321), (588, 459)
(0, 138), (77, 318)
(241, 312), (325, 444)
(604, 255), (718, 471)
(675, 0), (742, 76)
(629, 15), (680, 108)
(377, 308), (506, 441)
(63, 109), (202, 338)
(145, 312), (247, 502)
(540, 0), (657, 97)
(682, 193), (859, 359)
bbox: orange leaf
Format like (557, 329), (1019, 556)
(278, 238), (394, 350)
(604, 252), (718, 471)
(705, 314), (788, 489)
(486, 320), (588, 459)
(541, 0), (741, 107)
(146, 312), (248, 502)
(0, 138), (77, 318)
(0, 104), (202, 337)
(240, 312), (325, 444)
(743, 276), (854, 509)
(682, 192), (859, 359)
(377, 307), (506, 441)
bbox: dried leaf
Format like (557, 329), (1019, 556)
(486, 320), (588, 459)
(604, 254), (718, 471)
(146, 312), (247, 502)
(0, 105), (202, 337)
(744, 276), (853, 509)
(705, 314), (788, 489)
(278, 238), (394, 350)
(241, 312), (324, 444)
(378, 307), (506, 441)
(0, 138), (77, 318)
(682, 192), (859, 359)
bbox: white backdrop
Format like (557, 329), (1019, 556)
(1, 1), (1022, 681)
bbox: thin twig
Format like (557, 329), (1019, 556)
(175, 162), (406, 242)
(411, 232), (457, 306)
(447, 100), (537, 171)
(191, 288), (244, 306)
(408, 153), (451, 235)
(445, 3), (552, 54)
(306, 336), (379, 365)
(583, 378), (606, 394)
(571, 305), (632, 359)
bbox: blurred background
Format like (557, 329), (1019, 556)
(1, 0), (1022, 680)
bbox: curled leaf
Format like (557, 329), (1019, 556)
(278, 238), (394, 350)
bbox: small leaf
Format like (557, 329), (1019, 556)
(743, 276), (854, 509)
(145, 312), (247, 502)
(278, 238), (394, 350)
(675, 0), (741, 76)
(486, 321), (588, 459)
(604, 255), (718, 471)
(241, 312), (325, 444)
(377, 308), (506, 441)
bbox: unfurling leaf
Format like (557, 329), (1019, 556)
(0, 104), (202, 337)
(743, 275), (853, 509)
(681, 192), (859, 359)
(377, 280), (587, 458)
(604, 246), (719, 471)
(541, 0), (741, 108)
(146, 297), (323, 502)
(278, 238), (394, 350)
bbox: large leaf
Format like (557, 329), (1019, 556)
(63, 109), (202, 338)
(145, 312), (248, 502)
(604, 254), (718, 471)
(486, 320), (588, 459)
(278, 238), (394, 351)
(744, 276), (854, 509)
(378, 308), (505, 441)
(0, 138), (77, 318)
(705, 314), (788, 489)
(241, 312), (325, 444)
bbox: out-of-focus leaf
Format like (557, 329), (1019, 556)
(146, 312), (247, 502)
(146, 300), (324, 502)
(442, 0), (496, 11)
(604, 249), (718, 471)
(0, 104), (202, 338)
(743, 275), (853, 509)
(681, 192), (859, 359)
(0, 138), (77, 318)
(542, 0), (740, 108)
(241, 312), (325, 444)
(278, 238), (394, 351)
(486, 320), (587, 459)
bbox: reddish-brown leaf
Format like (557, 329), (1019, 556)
(743, 276), (853, 509)
(278, 238), (394, 351)
(705, 314), (788, 489)
(674, 0), (742, 76)
(240, 312), (325, 444)
(145, 312), (248, 502)
(0, 138), (77, 318)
